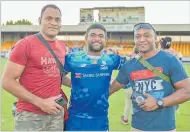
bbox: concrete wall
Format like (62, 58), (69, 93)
(109, 34), (133, 41)
(56, 34), (134, 41)
(2, 33), (190, 43)
(1, 24), (190, 32)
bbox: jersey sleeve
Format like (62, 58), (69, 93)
(110, 54), (126, 70)
(116, 63), (129, 85)
(9, 38), (30, 66)
(63, 54), (71, 74)
(169, 56), (188, 84)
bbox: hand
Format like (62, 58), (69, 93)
(38, 94), (63, 115)
(138, 93), (159, 111)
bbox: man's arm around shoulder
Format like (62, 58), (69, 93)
(110, 79), (125, 96)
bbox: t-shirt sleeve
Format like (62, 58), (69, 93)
(63, 54), (71, 74)
(9, 38), (29, 66)
(169, 56), (188, 84)
(111, 54), (126, 70)
(116, 64), (129, 85)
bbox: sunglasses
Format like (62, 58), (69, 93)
(133, 23), (156, 33)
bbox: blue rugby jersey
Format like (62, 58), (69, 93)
(64, 51), (126, 118)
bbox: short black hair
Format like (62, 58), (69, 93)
(86, 23), (107, 37)
(160, 37), (172, 49)
(40, 4), (62, 17)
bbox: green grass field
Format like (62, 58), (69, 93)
(1, 58), (190, 131)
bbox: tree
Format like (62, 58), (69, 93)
(5, 21), (10, 25)
(3, 19), (33, 25)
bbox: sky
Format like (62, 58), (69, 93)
(1, 1), (190, 25)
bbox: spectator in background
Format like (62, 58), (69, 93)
(160, 37), (183, 61)
(130, 46), (139, 57)
(65, 43), (70, 54)
(69, 42), (83, 53)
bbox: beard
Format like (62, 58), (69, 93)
(88, 42), (104, 52)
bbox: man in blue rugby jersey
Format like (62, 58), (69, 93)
(110, 23), (190, 131)
(63, 23), (126, 131)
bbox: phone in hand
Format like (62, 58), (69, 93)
(55, 96), (67, 107)
(131, 91), (147, 104)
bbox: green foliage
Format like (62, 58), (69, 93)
(3, 19), (33, 25)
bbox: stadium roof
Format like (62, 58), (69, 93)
(1, 24), (190, 33)
(80, 6), (144, 10)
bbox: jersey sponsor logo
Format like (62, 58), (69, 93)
(83, 73), (96, 77)
(74, 73), (110, 78)
(100, 65), (108, 70)
(133, 79), (164, 93)
(102, 61), (107, 65)
(130, 67), (163, 81)
(83, 73), (110, 77)
(80, 64), (87, 67)
(91, 60), (97, 64)
(75, 73), (82, 78)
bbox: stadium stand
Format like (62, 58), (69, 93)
(1, 40), (190, 57)
(0, 41), (16, 51)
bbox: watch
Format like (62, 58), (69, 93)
(157, 99), (164, 108)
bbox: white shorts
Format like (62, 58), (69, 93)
(125, 88), (133, 99)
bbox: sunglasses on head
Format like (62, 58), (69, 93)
(133, 23), (156, 33)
